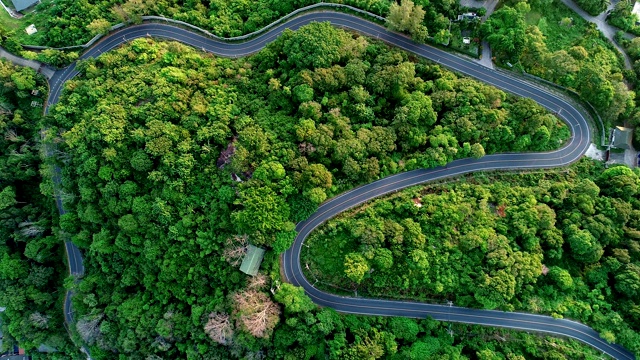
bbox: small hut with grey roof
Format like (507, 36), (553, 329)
(611, 126), (633, 150)
(239, 245), (266, 276)
(11, 0), (39, 12)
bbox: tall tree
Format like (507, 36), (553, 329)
(481, 6), (526, 63)
(232, 290), (281, 339)
(386, 0), (429, 41)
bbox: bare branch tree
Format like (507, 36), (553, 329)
(217, 139), (236, 169)
(0, 104), (12, 115)
(223, 235), (248, 267)
(245, 351), (265, 360)
(57, 189), (75, 203)
(163, 310), (175, 320)
(19, 221), (45, 237)
(233, 290), (280, 339)
(53, 135), (65, 144)
(298, 142), (316, 155)
(76, 313), (104, 344)
(204, 312), (234, 345)
(4, 129), (19, 142)
(152, 336), (172, 351)
(29, 312), (50, 329)
(20, 142), (31, 154)
(247, 273), (269, 290)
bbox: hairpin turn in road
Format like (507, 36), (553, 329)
(39, 11), (635, 360)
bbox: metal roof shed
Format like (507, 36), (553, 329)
(239, 245), (265, 276)
(11, 0), (39, 12)
(611, 126), (633, 150)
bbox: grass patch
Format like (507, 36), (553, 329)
(0, 1), (22, 31)
(528, 3), (595, 52)
(449, 40), (479, 58)
(12, 11), (50, 46)
(524, 0), (621, 67)
(449, 23), (480, 58)
(525, 11), (541, 25)
(0, 0), (53, 46)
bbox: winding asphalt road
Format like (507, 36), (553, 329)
(38, 11), (635, 360)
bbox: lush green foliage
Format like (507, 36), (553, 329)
(386, 0), (428, 41)
(619, 37), (640, 147)
(0, 0), (462, 59)
(269, 305), (612, 359)
(303, 160), (640, 357)
(481, 6), (527, 63)
(42, 23), (570, 357)
(0, 60), (77, 356)
(573, 0), (609, 16)
(484, 0), (633, 122)
(523, 21), (633, 119)
(2, 0), (393, 48)
(607, 0), (640, 36)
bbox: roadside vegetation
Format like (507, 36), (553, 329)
(0, 0), (634, 126)
(303, 159), (640, 358)
(0, 59), (78, 356)
(482, 0), (634, 126)
(0, 0), (456, 49)
(618, 35), (640, 147)
(38, 23), (573, 357)
(3, 0), (631, 131)
(1, 0), (638, 358)
(0, 0), (475, 67)
(0, 1), (22, 32)
(572, 0), (609, 16)
(267, 309), (614, 359)
(608, 0), (640, 36)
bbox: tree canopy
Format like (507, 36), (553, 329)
(0, 59), (79, 355)
(37, 23), (575, 357)
(303, 160), (640, 357)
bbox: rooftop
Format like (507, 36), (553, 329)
(633, 1), (640, 18)
(11, 0), (38, 12)
(239, 245), (265, 276)
(25, 25), (37, 36)
(611, 126), (633, 150)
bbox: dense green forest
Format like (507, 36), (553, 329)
(619, 35), (640, 146)
(0, 0), (637, 357)
(0, 0), (637, 358)
(608, 1), (640, 36)
(1, 0), (635, 132)
(570, 0), (609, 16)
(303, 159), (640, 357)
(266, 307), (615, 359)
(482, 0), (635, 124)
(0, 0), (458, 49)
(39, 23), (573, 357)
(0, 0), (634, 126)
(0, 60), (78, 355)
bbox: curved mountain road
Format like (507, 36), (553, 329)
(41, 11), (636, 360)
